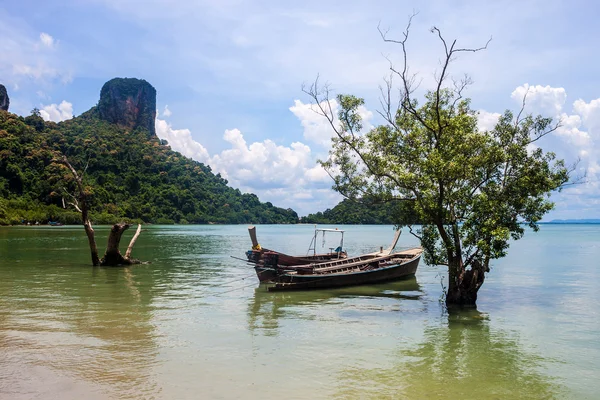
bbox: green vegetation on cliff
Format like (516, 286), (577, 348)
(0, 107), (298, 225)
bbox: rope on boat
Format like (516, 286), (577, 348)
(208, 262), (275, 296)
(208, 255), (275, 289)
(211, 281), (258, 296)
(209, 273), (257, 287)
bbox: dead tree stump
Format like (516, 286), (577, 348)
(101, 223), (140, 266)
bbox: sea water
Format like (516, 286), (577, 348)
(0, 224), (598, 399)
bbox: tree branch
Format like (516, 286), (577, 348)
(304, 78), (413, 194)
(125, 223), (142, 260)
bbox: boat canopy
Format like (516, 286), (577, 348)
(307, 226), (344, 256)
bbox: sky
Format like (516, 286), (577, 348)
(2, 0), (599, 219)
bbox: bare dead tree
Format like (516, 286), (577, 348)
(60, 155), (142, 266)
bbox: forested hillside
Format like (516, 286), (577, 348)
(0, 79), (298, 225)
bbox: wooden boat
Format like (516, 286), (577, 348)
(264, 247), (422, 291)
(252, 228), (422, 291)
(246, 226), (347, 267)
(253, 228), (403, 282)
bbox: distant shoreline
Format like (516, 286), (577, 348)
(542, 219), (600, 224)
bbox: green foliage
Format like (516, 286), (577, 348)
(0, 109), (299, 225)
(24, 108), (45, 132)
(320, 89), (569, 273)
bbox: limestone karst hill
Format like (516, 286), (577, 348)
(0, 78), (298, 225)
(0, 84), (9, 111)
(98, 78), (156, 136)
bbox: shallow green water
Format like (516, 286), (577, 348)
(0, 224), (598, 399)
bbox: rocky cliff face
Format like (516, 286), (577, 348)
(0, 84), (9, 111)
(97, 78), (156, 136)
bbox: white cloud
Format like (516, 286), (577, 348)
(155, 118), (210, 163)
(304, 164), (330, 183)
(163, 105), (172, 117)
(505, 88), (600, 220)
(211, 129), (314, 189)
(289, 99), (338, 147)
(573, 98), (600, 138)
(504, 84), (596, 155)
(153, 114), (337, 215)
(477, 110), (501, 131)
(39, 100), (73, 122)
(555, 113), (590, 147)
(39, 32), (55, 48)
(511, 84), (567, 117)
(289, 98), (374, 147)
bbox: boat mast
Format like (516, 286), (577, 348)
(307, 226), (345, 256)
(308, 225), (318, 256)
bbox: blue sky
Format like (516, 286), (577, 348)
(2, 0), (599, 218)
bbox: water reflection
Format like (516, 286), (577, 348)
(334, 309), (563, 400)
(0, 225), (254, 400)
(248, 279), (423, 335)
(73, 267), (158, 384)
(0, 262), (160, 399)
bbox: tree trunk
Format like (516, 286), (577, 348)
(446, 259), (486, 307)
(84, 219), (100, 266)
(101, 223), (131, 266)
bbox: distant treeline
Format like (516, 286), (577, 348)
(300, 198), (420, 225)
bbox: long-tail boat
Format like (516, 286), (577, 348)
(265, 247), (422, 291)
(251, 228), (422, 291)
